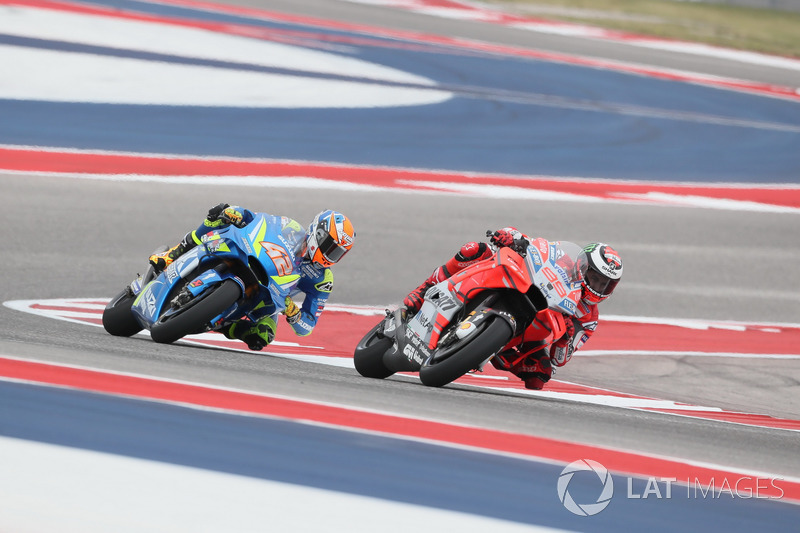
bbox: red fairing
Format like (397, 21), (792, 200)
(448, 247), (532, 300)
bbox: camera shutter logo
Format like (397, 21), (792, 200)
(557, 459), (614, 516)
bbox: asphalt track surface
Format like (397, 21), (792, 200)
(2, 0), (799, 530)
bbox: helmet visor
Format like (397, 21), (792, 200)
(316, 227), (348, 263)
(584, 268), (619, 298)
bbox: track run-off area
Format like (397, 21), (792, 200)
(2, 0), (799, 530)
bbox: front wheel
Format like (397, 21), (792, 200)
(418, 318), (513, 388)
(102, 289), (143, 337)
(150, 279), (241, 344)
(353, 321), (394, 379)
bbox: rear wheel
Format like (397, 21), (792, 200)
(418, 318), (513, 388)
(102, 289), (143, 337)
(353, 321), (394, 379)
(150, 279), (241, 344)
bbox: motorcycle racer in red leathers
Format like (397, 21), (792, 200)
(403, 228), (623, 390)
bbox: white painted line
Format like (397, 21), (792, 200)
(5, 169), (798, 213)
(0, 6), (451, 107)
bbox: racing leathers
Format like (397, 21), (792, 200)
(149, 204), (333, 351)
(403, 227), (599, 390)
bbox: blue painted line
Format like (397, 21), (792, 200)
(1, 381), (797, 531)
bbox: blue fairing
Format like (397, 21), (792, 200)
(130, 214), (306, 332)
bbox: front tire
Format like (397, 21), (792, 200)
(418, 318), (513, 388)
(150, 279), (241, 344)
(353, 321), (394, 379)
(102, 289), (143, 337)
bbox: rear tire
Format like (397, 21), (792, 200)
(102, 289), (143, 337)
(150, 279), (241, 344)
(353, 321), (394, 379)
(419, 318), (513, 388)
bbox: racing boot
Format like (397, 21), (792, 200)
(512, 348), (553, 390)
(403, 268), (445, 313)
(149, 242), (187, 272)
(224, 317), (277, 351)
(491, 349), (523, 372)
(403, 282), (429, 314)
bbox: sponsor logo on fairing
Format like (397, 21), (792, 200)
(144, 289), (157, 317)
(456, 321), (476, 339)
(165, 264), (179, 282)
(416, 312), (434, 333)
(435, 292), (459, 312)
(403, 342), (426, 364)
(560, 300), (576, 314)
(277, 235), (295, 259)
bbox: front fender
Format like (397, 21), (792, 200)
(185, 268), (247, 298)
(131, 249), (247, 328)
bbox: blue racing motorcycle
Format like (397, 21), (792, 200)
(102, 214), (305, 345)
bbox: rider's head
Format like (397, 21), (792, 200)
(304, 210), (355, 267)
(577, 243), (623, 305)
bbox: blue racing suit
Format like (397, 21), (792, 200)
(178, 205), (333, 349)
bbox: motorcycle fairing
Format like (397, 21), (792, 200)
(523, 241), (583, 316)
(409, 247), (534, 350)
(130, 214), (304, 330)
(379, 309), (431, 372)
(130, 245), (204, 326)
(408, 281), (459, 350)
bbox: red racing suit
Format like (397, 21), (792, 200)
(403, 231), (599, 390)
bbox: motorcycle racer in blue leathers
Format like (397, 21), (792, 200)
(149, 203), (355, 351)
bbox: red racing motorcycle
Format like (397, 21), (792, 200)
(354, 238), (585, 387)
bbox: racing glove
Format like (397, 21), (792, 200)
(488, 227), (528, 256)
(550, 317), (576, 366)
(489, 228), (516, 248)
(207, 203), (231, 222)
(403, 289), (425, 313)
(220, 207), (246, 228)
(403, 270), (439, 313)
(283, 296), (301, 325)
